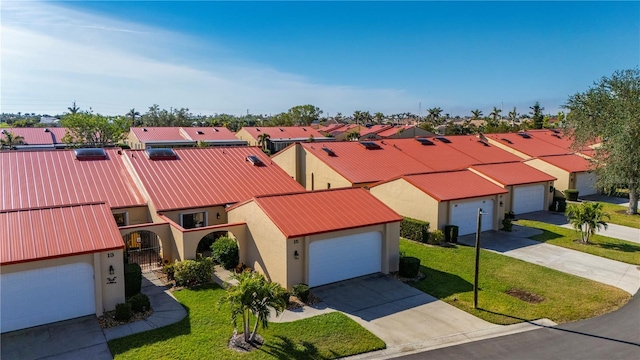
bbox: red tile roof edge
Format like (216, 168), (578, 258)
(1, 246), (125, 266)
(469, 164), (557, 186)
(0, 201), (107, 214)
(535, 154), (595, 173)
(279, 220), (402, 239)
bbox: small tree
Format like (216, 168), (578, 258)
(0, 131), (25, 150)
(566, 202), (610, 243)
(220, 271), (287, 343)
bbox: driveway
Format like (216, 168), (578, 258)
(0, 316), (111, 360)
(457, 225), (640, 295)
(313, 274), (517, 347)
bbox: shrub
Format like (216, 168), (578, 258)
(163, 263), (175, 280)
(211, 236), (239, 270)
(292, 283), (310, 303)
(428, 230), (445, 245)
(173, 257), (214, 287)
(505, 211), (515, 220)
(502, 217), (513, 232)
(400, 217), (430, 243)
(444, 225), (459, 243)
(399, 256), (420, 278)
(124, 263), (142, 298)
(128, 293), (151, 313)
(550, 197), (567, 212)
(564, 189), (579, 201)
(114, 302), (132, 321)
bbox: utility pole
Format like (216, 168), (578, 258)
(474, 207), (483, 309)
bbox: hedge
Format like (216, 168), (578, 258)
(124, 263), (142, 298)
(173, 258), (214, 287)
(399, 256), (420, 278)
(400, 217), (430, 243)
(211, 236), (240, 270)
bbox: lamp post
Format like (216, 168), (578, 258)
(474, 207), (484, 309)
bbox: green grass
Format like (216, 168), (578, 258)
(516, 220), (640, 265)
(109, 284), (385, 359)
(595, 202), (640, 229)
(400, 239), (630, 325)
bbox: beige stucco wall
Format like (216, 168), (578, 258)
(524, 159), (571, 192)
(305, 150), (352, 190)
(126, 132), (143, 149)
(120, 223), (174, 262)
(0, 251), (125, 315)
(228, 201), (288, 285)
(235, 128), (259, 146)
(162, 206), (229, 227)
(112, 206), (150, 226)
(272, 144), (299, 183)
(369, 179), (441, 227)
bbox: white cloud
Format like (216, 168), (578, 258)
(1, 1), (418, 116)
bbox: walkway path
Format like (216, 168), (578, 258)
(457, 225), (639, 295)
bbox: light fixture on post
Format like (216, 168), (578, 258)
(216, 212), (220, 219)
(294, 250), (299, 260)
(109, 265), (115, 275)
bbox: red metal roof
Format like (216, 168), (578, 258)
(382, 138), (482, 171)
(471, 162), (556, 186)
(375, 125), (415, 138)
(240, 126), (330, 141)
(125, 147), (304, 211)
(0, 203), (124, 265)
(301, 141), (434, 184)
(359, 125), (393, 136)
(129, 127), (190, 142)
(179, 127), (240, 141)
(486, 132), (570, 157)
(524, 129), (598, 153)
(1, 127), (67, 146)
(442, 135), (523, 164)
(248, 188), (402, 238)
(319, 124), (347, 133)
(383, 170), (508, 201)
(0, 149), (146, 211)
(536, 154), (594, 172)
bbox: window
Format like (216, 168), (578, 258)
(113, 212), (128, 227)
(181, 212), (207, 229)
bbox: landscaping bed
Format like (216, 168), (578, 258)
(399, 239), (630, 325)
(516, 220), (640, 265)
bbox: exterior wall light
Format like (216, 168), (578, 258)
(294, 250), (299, 260)
(216, 212), (221, 219)
(109, 265), (115, 275)
(499, 201), (504, 207)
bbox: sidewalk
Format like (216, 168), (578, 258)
(102, 272), (187, 341)
(520, 211), (640, 244)
(458, 225), (640, 295)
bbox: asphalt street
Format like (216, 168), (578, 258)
(396, 292), (640, 360)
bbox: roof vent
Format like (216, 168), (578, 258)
(435, 136), (451, 143)
(197, 130), (204, 135)
(279, 128), (284, 132)
(214, 128), (219, 132)
(477, 140), (490, 147)
(501, 138), (513, 144)
(321, 147), (336, 156)
(415, 138), (434, 145)
(145, 148), (178, 160)
(142, 128), (148, 132)
(74, 148), (107, 160)
(246, 155), (264, 166)
(359, 141), (381, 150)
(517, 132), (531, 139)
(44, 128), (50, 133)
(552, 134), (562, 139)
(256, 128), (260, 132)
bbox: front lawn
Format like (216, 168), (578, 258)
(594, 202), (640, 229)
(109, 284), (385, 359)
(516, 220), (640, 265)
(400, 239), (630, 325)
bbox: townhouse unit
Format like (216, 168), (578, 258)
(234, 126), (334, 154)
(1, 127), (67, 150)
(127, 126), (247, 149)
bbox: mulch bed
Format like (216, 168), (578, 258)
(228, 333), (264, 352)
(286, 293), (322, 310)
(391, 271), (426, 283)
(98, 308), (154, 329)
(506, 288), (545, 304)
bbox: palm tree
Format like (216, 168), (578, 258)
(373, 112), (385, 124)
(219, 271), (287, 342)
(471, 109), (483, 120)
(427, 107), (443, 123)
(257, 133), (270, 151)
(346, 131), (360, 141)
(67, 101), (80, 114)
(0, 131), (25, 150)
(508, 107), (518, 124)
(127, 108), (141, 126)
(566, 202), (610, 243)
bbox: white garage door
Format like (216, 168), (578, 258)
(1, 263), (95, 333)
(450, 199), (494, 236)
(513, 184), (546, 214)
(576, 172), (597, 196)
(308, 232), (382, 287)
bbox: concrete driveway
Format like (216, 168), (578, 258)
(0, 316), (111, 360)
(312, 274), (531, 348)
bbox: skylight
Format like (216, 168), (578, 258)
(74, 148), (107, 160)
(415, 138), (434, 145)
(246, 155), (264, 166)
(321, 147), (336, 156)
(359, 141), (382, 150)
(435, 136), (451, 143)
(146, 148), (178, 160)
(517, 132), (531, 138)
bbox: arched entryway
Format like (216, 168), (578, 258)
(123, 230), (163, 271)
(196, 231), (230, 258)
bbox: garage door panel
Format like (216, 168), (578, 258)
(450, 199), (494, 236)
(309, 232), (382, 287)
(576, 173), (597, 196)
(513, 184), (545, 214)
(1, 263), (95, 333)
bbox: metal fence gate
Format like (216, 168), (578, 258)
(124, 231), (162, 272)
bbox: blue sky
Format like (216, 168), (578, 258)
(1, 1), (638, 117)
